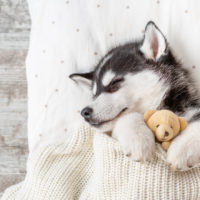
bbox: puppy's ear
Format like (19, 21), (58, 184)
(69, 71), (93, 90)
(140, 21), (168, 61)
(144, 110), (157, 122)
(178, 117), (187, 132)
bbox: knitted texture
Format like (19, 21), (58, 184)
(2, 126), (200, 200)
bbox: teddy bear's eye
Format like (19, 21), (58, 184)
(156, 124), (160, 128)
(171, 126), (173, 129)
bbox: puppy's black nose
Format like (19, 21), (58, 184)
(81, 107), (93, 120)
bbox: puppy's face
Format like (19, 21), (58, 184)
(79, 71), (133, 131)
(70, 22), (169, 131)
(70, 70), (132, 132)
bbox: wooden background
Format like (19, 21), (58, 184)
(0, 0), (30, 197)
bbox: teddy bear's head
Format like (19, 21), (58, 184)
(144, 110), (187, 142)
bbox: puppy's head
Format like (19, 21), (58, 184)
(70, 21), (170, 131)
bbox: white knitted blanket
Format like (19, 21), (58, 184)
(2, 126), (200, 200)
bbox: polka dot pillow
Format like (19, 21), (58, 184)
(27, 0), (200, 150)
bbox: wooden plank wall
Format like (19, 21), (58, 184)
(0, 0), (30, 197)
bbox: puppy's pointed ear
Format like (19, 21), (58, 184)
(69, 71), (93, 90)
(144, 109), (157, 122)
(140, 21), (168, 61)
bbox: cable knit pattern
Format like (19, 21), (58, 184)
(2, 126), (200, 200)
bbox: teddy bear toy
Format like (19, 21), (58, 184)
(144, 109), (187, 151)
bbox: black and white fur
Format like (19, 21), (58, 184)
(70, 21), (200, 170)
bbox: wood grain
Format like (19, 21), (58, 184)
(0, 174), (24, 197)
(0, 51), (29, 196)
(0, 0), (30, 197)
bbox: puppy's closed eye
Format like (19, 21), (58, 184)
(107, 78), (124, 93)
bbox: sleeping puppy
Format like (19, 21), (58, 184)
(70, 21), (200, 170)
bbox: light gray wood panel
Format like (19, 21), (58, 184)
(0, 49), (28, 147)
(0, 32), (30, 49)
(0, 56), (28, 197)
(0, 49), (27, 66)
(0, 146), (28, 174)
(0, 0), (30, 33)
(0, 0), (30, 49)
(0, 0), (30, 197)
(0, 53), (28, 197)
(0, 103), (27, 147)
(0, 174), (25, 198)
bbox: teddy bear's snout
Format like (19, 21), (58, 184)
(156, 125), (174, 141)
(164, 131), (169, 137)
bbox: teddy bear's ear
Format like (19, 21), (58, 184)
(178, 117), (187, 131)
(144, 110), (157, 122)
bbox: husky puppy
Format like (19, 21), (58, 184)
(70, 21), (200, 170)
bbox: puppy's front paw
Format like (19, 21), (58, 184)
(120, 129), (155, 162)
(113, 113), (155, 162)
(167, 131), (200, 170)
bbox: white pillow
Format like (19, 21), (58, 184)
(27, 0), (200, 151)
